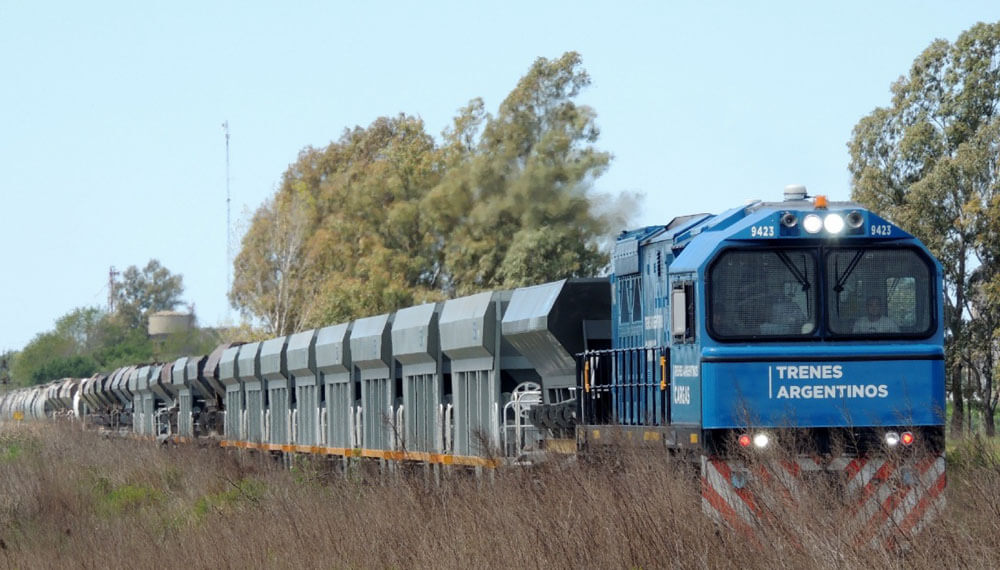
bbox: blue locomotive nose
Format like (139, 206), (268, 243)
(581, 186), (945, 454)
(700, 357), (945, 430)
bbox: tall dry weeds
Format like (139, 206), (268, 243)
(0, 422), (996, 569)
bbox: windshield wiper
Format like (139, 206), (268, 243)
(776, 251), (810, 291)
(832, 251), (864, 293)
(832, 250), (864, 317)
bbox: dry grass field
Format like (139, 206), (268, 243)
(0, 422), (998, 569)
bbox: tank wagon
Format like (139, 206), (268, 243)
(0, 186), (945, 542)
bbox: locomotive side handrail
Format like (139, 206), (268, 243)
(578, 347), (670, 427)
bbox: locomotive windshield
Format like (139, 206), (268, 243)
(708, 246), (935, 340)
(709, 249), (818, 338)
(826, 247), (934, 337)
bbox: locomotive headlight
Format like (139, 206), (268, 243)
(803, 214), (823, 234)
(885, 431), (900, 447)
(823, 213), (845, 234)
(752, 433), (770, 448)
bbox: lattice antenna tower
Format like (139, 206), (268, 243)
(108, 266), (119, 312)
(222, 120), (232, 315)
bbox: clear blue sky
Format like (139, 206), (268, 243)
(1, 1), (997, 351)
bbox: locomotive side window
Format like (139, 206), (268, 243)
(708, 249), (818, 339)
(826, 248), (933, 337)
(618, 274), (642, 323)
(672, 281), (696, 343)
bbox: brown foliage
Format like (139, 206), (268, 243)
(0, 424), (998, 568)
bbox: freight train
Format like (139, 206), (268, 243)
(0, 186), (946, 543)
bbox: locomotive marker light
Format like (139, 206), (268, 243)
(738, 434), (752, 447)
(802, 213), (823, 233)
(885, 431), (900, 447)
(846, 210), (864, 230)
(901, 431), (915, 446)
(752, 432), (770, 448)
(780, 212), (798, 228)
(823, 213), (845, 234)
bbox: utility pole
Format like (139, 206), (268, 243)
(108, 266), (119, 312)
(222, 120), (232, 313)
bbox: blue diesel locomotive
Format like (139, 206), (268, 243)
(577, 185), (945, 542)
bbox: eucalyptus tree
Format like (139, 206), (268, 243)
(114, 259), (186, 330)
(426, 51), (622, 294)
(848, 22), (1000, 435)
(232, 52), (631, 333)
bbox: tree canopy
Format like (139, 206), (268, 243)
(114, 259), (186, 330)
(0, 351), (11, 385)
(9, 260), (214, 386)
(848, 21), (1000, 435)
(10, 307), (144, 385)
(425, 52), (617, 294)
(10, 305), (221, 387)
(231, 52), (631, 335)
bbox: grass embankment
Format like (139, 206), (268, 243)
(0, 423), (998, 568)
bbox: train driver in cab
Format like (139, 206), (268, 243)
(761, 293), (812, 335)
(853, 295), (900, 334)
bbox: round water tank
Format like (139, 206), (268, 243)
(148, 311), (194, 336)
